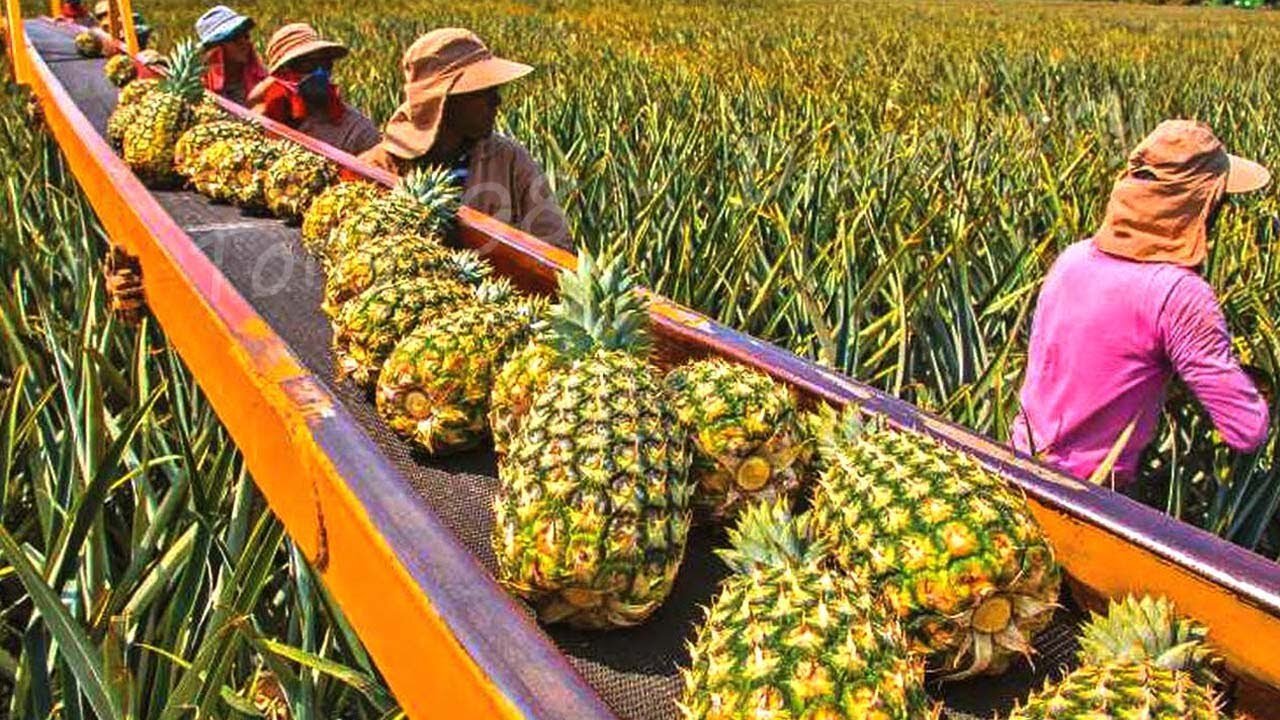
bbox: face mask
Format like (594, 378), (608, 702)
(297, 66), (331, 103)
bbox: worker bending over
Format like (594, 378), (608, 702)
(195, 5), (265, 106)
(1014, 120), (1271, 488)
(360, 28), (571, 250)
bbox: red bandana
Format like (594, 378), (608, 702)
(253, 70), (345, 126)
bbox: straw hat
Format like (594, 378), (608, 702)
(264, 23), (348, 73)
(92, 1), (108, 19)
(382, 28), (532, 159)
(195, 5), (253, 48)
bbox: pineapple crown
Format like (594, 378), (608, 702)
(1079, 595), (1220, 683)
(443, 249), (493, 286)
(716, 500), (830, 574)
(547, 251), (651, 359)
(161, 40), (207, 103)
(803, 403), (869, 471)
(395, 166), (462, 234)
(472, 277), (518, 306)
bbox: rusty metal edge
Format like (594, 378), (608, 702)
(20, 18), (617, 720)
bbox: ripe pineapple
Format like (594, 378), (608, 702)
(191, 98), (227, 126)
(680, 501), (938, 720)
(490, 337), (561, 457)
(263, 148), (338, 222)
(806, 405), (1061, 678)
(1011, 596), (1223, 719)
(107, 78), (160, 152)
(493, 252), (693, 629)
(665, 358), (809, 522)
(377, 279), (544, 454)
(326, 167), (460, 264)
(321, 235), (480, 316)
(74, 31), (102, 58)
(174, 120), (259, 179)
(103, 54), (136, 87)
(190, 137), (285, 211)
(117, 77), (159, 108)
(300, 181), (385, 258)
(332, 276), (473, 388)
(122, 40), (207, 187)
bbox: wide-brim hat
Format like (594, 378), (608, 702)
(265, 22), (348, 73)
(195, 5), (253, 48)
(381, 28), (532, 160)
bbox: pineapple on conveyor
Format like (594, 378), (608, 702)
(679, 501), (939, 720)
(263, 147), (339, 222)
(1011, 595), (1224, 719)
(376, 278), (545, 454)
(324, 237), (488, 317)
(489, 336), (562, 457)
(332, 276), (473, 388)
(103, 54), (136, 87)
(173, 120), (259, 179)
(122, 40), (207, 187)
(665, 358), (809, 522)
(106, 77), (160, 152)
(190, 137), (286, 211)
(492, 252), (693, 629)
(300, 180), (385, 258)
(74, 31), (102, 58)
(326, 167), (460, 264)
(806, 405), (1062, 679)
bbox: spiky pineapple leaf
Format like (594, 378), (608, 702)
(547, 251), (650, 359)
(1079, 595), (1220, 685)
(716, 499), (829, 573)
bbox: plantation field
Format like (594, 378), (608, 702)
(110, 0), (1280, 555)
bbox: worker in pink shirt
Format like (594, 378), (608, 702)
(1013, 120), (1271, 488)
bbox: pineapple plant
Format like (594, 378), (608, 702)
(665, 358), (809, 522)
(1010, 595), (1223, 719)
(492, 252), (693, 629)
(332, 276), (473, 388)
(74, 31), (102, 58)
(806, 405), (1061, 678)
(323, 235), (488, 316)
(173, 120), (259, 179)
(103, 54), (136, 87)
(679, 500), (938, 720)
(300, 181), (385, 258)
(263, 149), (339, 222)
(376, 279), (544, 454)
(122, 40), (207, 187)
(190, 137), (286, 211)
(326, 167), (460, 264)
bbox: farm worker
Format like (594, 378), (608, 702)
(92, 3), (152, 50)
(1013, 120), (1271, 488)
(57, 0), (94, 26)
(247, 24), (381, 155)
(194, 5), (266, 106)
(360, 28), (571, 250)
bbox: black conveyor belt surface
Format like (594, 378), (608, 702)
(27, 21), (1083, 719)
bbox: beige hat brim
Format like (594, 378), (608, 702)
(1226, 154), (1270, 194)
(451, 56), (532, 95)
(270, 40), (348, 73)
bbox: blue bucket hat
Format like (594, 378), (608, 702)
(195, 5), (253, 48)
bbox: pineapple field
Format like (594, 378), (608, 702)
(3, 0), (1280, 718)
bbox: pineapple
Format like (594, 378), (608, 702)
(264, 148), (339, 222)
(490, 337), (562, 457)
(107, 78), (160, 152)
(74, 31), (102, 58)
(300, 181), (385, 258)
(117, 77), (159, 108)
(806, 405), (1061, 678)
(326, 167), (460, 264)
(103, 54), (136, 87)
(492, 252), (692, 629)
(1011, 596), (1223, 719)
(332, 276), (473, 388)
(679, 501), (938, 720)
(174, 120), (259, 179)
(191, 98), (227, 126)
(665, 358), (809, 522)
(190, 137), (285, 211)
(323, 237), (488, 316)
(122, 40), (207, 187)
(377, 279), (544, 454)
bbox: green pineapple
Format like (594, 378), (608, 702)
(493, 252), (693, 629)
(680, 501), (938, 720)
(174, 120), (259, 179)
(326, 167), (461, 264)
(332, 276), (472, 388)
(300, 181), (385, 258)
(103, 54), (136, 87)
(806, 405), (1061, 678)
(490, 337), (561, 457)
(1011, 596), (1223, 719)
(122, 40), (207, 187)
(264, 148), (339, 222)
(665, 358), (809, 522)
(323, 237), (489, 316)
(376, 279), (544, 454)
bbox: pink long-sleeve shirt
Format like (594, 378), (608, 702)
(1013, 239), (1269, 484)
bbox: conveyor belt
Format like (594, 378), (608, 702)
(26, 20), (1083, 719)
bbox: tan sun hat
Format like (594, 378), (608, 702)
(264, 23), (348, 74)
(1095, 119), (1270, 267)
(381, 28), (533, 159)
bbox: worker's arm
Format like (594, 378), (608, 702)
(1160, 275), (1270, 452)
